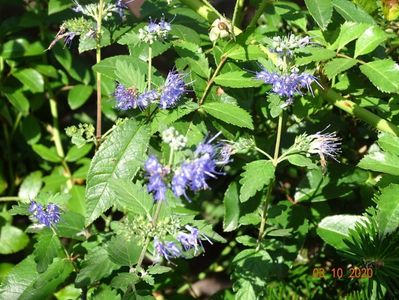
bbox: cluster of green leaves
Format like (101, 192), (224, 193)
(0, 0), (399, 299)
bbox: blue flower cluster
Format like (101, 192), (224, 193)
(255, 68), (318, 104)
(154, 225), (211, 261)
(145, 156), (169, 202)
(114, 70), (186, 111)
(138, 18), (171, 44)
(144, 132), (229, 202)
(29, 201), (61, 227)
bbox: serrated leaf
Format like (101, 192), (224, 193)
(75, 247), (120, 287)
(225, 44), (264, 61)
(93, 55), (148, 80)
(114, 61), (146, 92)
(107, 236), (142, 266)
(332, 0), (375, 24)
(67, 84), (93, 110)
(109, 179), (153, 217)
(202, 102), (254, 129)
(304, 0), (333, 30)
(147, 265), (172, 275)
(317, 215), (368, 250)
(19, 259), (73, 300)
(223, 182), (240, 232)
(375, 184), (399, 236)
(360, 59), (399, 93)
(0, 256), (38, 299)
(324, 58), (357, 80)
(56, 211), (85, 240)
(18, 171), (43, 202)
(334, 22), (369, 51)
(214, 71), (262, 88)
(287, 154), (317, 168)
(0, 224), (29, 254)
(33, 229), (63, 273)
(239, 160), (275, 202)
(358, 149), (399, 175)
(85, 120), (150, 225)
(378, 132), (399, 155)
(295, 47), (336, 65)
(32, 144), (62, 163)
(173, 40), (210, 78)
(110, 273), (140, 292)
(150, 102), (198, 134)
(354, 26), (386, 57)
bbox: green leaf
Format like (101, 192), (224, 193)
(114, 61), (146, 92)
(21, 116), (41, 145)
(150, 102), (198, 134)
(65, 144), (92, 162)
(354, 26), (386, 57)
(225, 44), (264, 61)
(19, 259), (73, 300)
(56, 211), (85, 240)
(239, 160), (275, 202)
(223, 182), (240, 232)
(286, 154), (317, 168)
(110, 273), (140, 292)
(109, 179), (153, 217)
(317, 215), (368, 250)
(48, 0), (72, 14)
(360, 59), (399, 93)
(295, 47), (336, 65)
(378, 132), (399, 155)
(13, 69), (44, 93)
(33, 229), (63, 273)
(32, 144), (62, 163)
(18, 171), (43, 202)
(171, 24), (201, 45)
(358, 148), (399, 175)
(1, 39), (44, 59)
(0, 224), (29, 254)
(236, 281), (256, 300)
(214, 71), (262, 88)
(93, 55), (148, 80)
(147, 265), (172, 275)
(85, 120), (150, 225)
(375, 184), (399, 236)
(173, 40), (210, 78)
(332, 0), (375, 24)
(75, 247), (120, 287)
(5, 90), (30, 116)
(0, 256), (38, 299)
(67, 85), (93, 110)
(202, 102), (254, 129)
(267, 94), (284, 119)
(334, 22), (370, 51)
(304, 0), (333, 30)
(107, 236), (142, 266)
(324, 58), (358, 80)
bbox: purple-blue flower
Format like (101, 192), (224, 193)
(113, 83), (158, 110)
(171, 133), (228, 199)
(255, 67), (318, 104)
(137, 90), (159, 109)
(115, 0), (128, 18)
(29, 201), (61, 227)
(145, 156), (168, 201)
(177, 225), (212, 255)
(154, 237), (181, 261)
(159, 71), (186, 109)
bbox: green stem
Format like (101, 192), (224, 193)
(319, 87), (399, 136)
(147, 46), (152, 90)
(248, 0), (272, 28)
(49, 98), (65, 158)
(232, 0), (245, 28)
(199, 55), (227, 106)
(95, 0), (104, 144)
(50, 226), (77, 272)
(201, 0), (222, 18)
(11, 113), (22, 137)
(0, 196), (20, 202)
(256, 113), (284, 249)
(255, 146), (273, 161)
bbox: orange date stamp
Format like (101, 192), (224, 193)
(312, 266), (374, 279)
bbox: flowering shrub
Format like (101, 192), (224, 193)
(1, 0), (399, 299)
